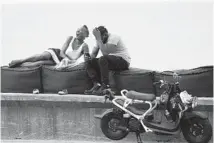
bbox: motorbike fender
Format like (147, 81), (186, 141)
(182, 111), (208, 120)
(94, 108), (114, 119)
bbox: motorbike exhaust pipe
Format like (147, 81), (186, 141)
(94, 114), (102, 119)
(115, 126), (130, 132)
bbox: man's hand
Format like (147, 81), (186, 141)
(93, 28), (102, 41)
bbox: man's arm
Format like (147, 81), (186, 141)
(60, 36), (73, 59)
(90, 45), (100, 59)
(116, 38), (125, 49)
(90, 28), (105, 58)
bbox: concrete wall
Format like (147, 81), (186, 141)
(1, 93), (213, 142)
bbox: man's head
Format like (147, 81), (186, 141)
(97, 26), (109, 44)
(76, 25), (89, 40)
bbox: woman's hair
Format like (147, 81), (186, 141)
(97, 26), (108, 36)
(83, 25), (89, 37)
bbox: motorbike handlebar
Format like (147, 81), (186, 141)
(153, 80), (167, 86)
(153, 80), (179, 89)
(153, 81), (161, 85)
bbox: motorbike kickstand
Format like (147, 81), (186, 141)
(135, 132), (143, 143)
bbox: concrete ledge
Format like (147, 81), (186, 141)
(0, 140), (191, 143)
(1, 93), (213, 142)
(1, 93), (213, 111)
(0, 140), (195, 143)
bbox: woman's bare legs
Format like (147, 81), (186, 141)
(20, 60), (55, 67)
(9, 51), (52, 68)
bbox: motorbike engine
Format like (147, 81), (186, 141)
(168, 93), (185, 121)
(128, 118), (143, 132)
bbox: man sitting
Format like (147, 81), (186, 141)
(84, 26), (131, 95)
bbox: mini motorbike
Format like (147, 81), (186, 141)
(95, 73), (212, 143)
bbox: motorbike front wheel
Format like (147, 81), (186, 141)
(181, 117), (212, 143)
(100, 112), (129, 140)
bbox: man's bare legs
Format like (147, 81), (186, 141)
(9, 51), (53, 68)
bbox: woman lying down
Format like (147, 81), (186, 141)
(9, 25), (91, 70)
(8, 25), (91, 95)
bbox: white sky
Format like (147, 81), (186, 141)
(1, 2), (213, 71)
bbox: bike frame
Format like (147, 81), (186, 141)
(112, 89), (188, 133)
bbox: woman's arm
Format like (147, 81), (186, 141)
(82, 43), (89, 54)
(81, 44), (91, 62)
(60, 36), (73, 59)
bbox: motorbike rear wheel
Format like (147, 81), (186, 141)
(181, 117), (212, 143)
(100, 112), (129, 140)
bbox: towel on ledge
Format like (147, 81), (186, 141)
(54, 57), (80, 70)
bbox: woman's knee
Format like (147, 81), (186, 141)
(33, 52), (51, 61)
(29, 53), (45, 61)
(41, 51), (52, 60)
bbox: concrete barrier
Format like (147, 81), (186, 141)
(1, 93), (213, 142)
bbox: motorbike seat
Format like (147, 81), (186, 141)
(126, 90), (155, 101)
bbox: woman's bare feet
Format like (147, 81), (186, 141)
(9, 60), (23, 68)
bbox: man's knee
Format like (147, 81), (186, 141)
(90, 58), (98, 64)
(85, 58), (97, 67)
(98, 55), (108, 65)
